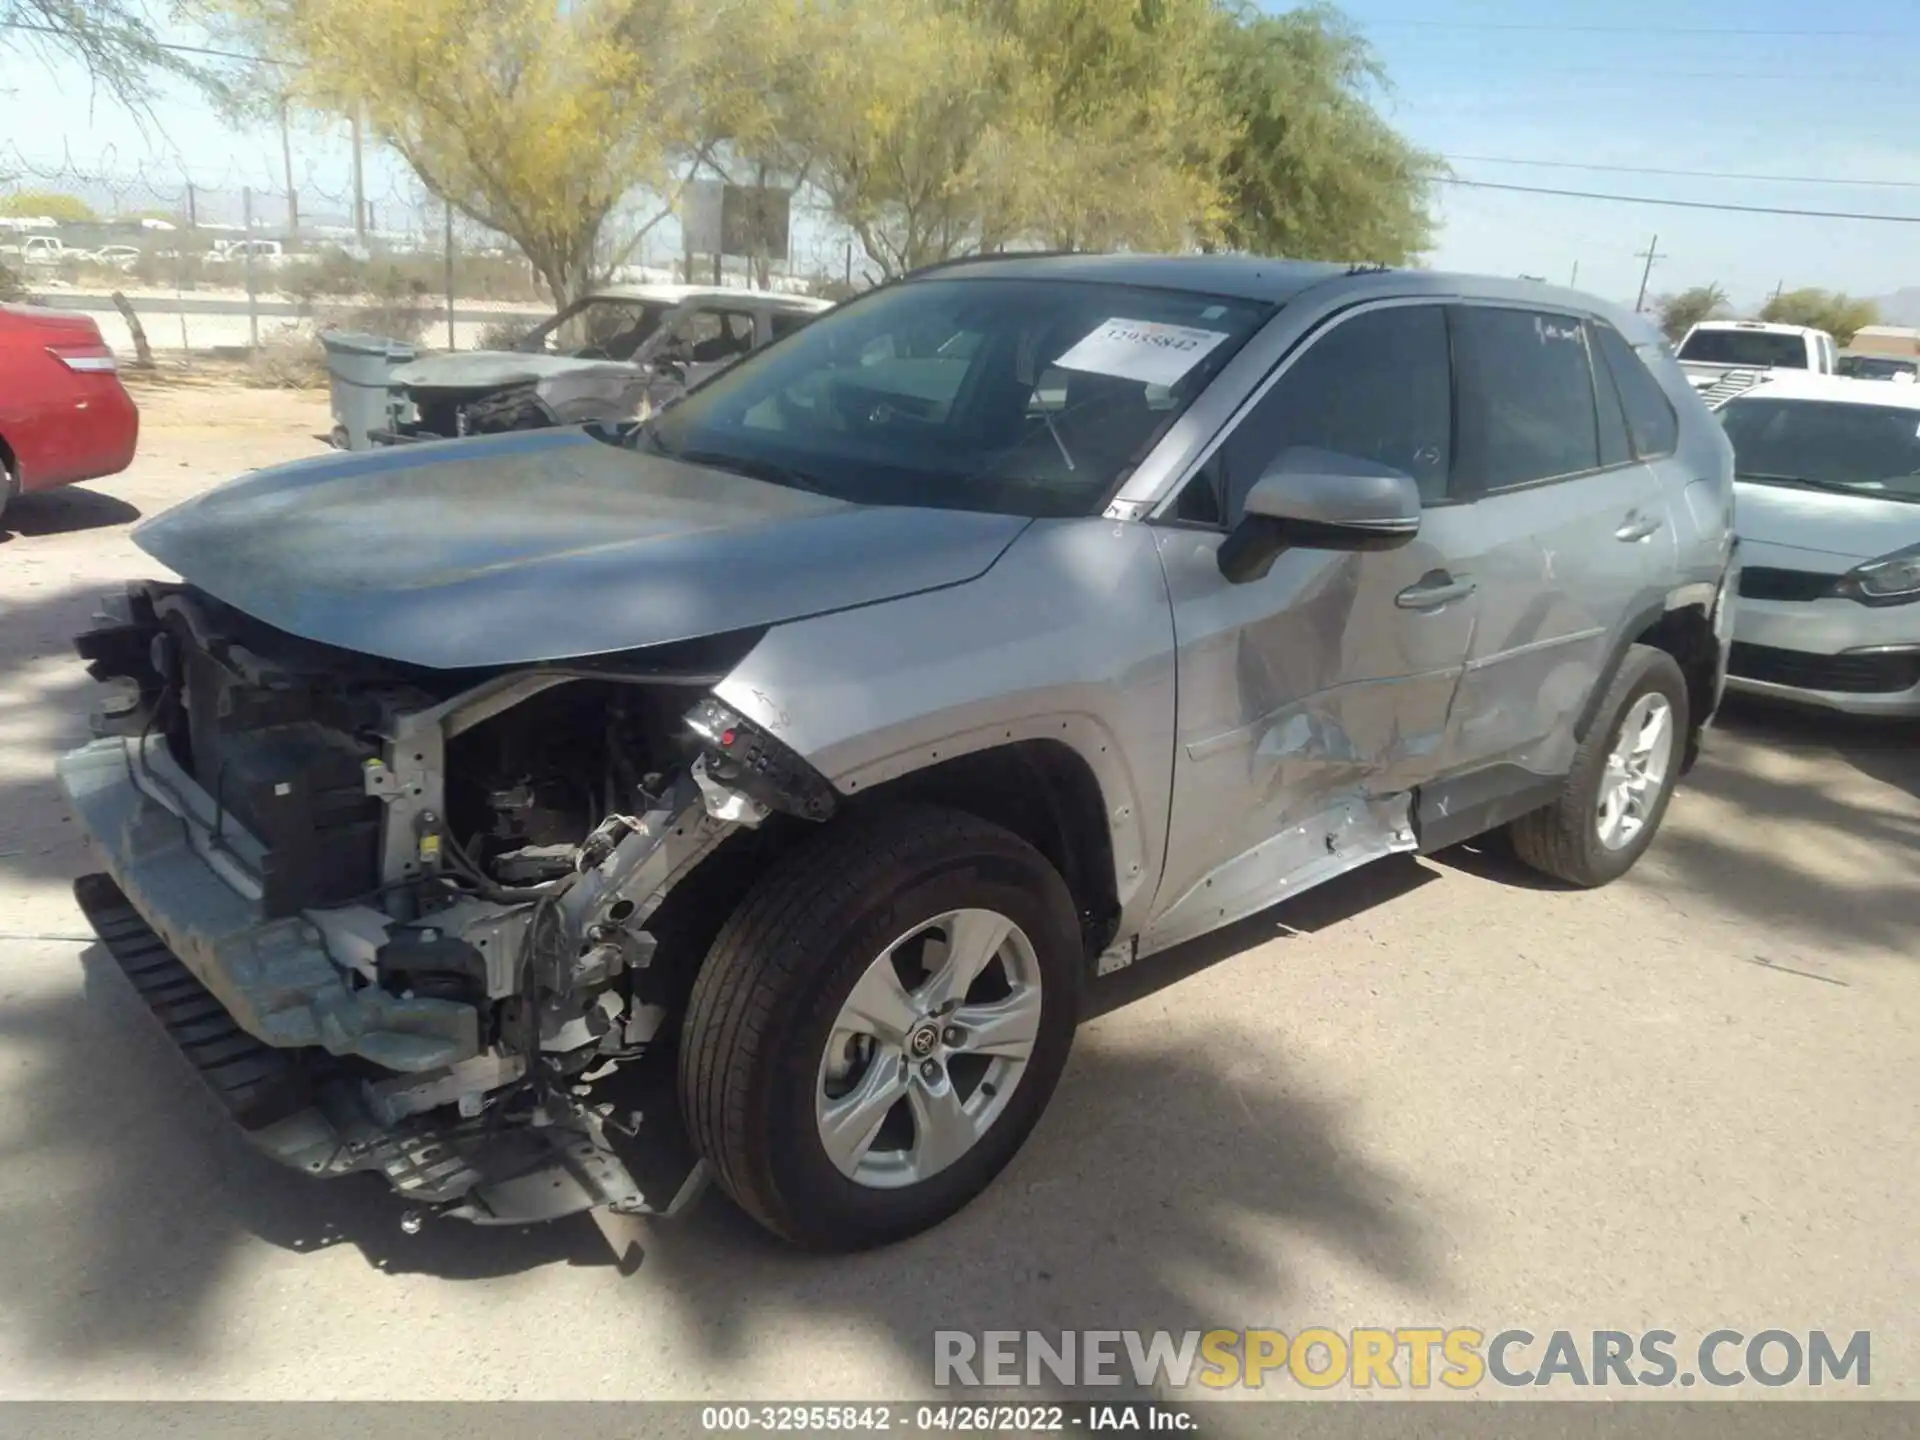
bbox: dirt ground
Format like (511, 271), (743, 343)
(1, 381), (1916, 1402)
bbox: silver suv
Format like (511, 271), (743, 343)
(56, 255), (1735, 1250)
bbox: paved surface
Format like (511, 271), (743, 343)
(1, 384), (1915, 1400)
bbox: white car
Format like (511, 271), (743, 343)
(92, 245), (142, 272)
(1718, 374), (1920, 715)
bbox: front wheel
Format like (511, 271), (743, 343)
(1508, 644), (1690, 887)
(679, 804), (1082, 1250)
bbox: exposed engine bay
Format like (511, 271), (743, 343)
(62, 580), (836, 1224)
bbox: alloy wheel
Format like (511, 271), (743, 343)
(815, 907), (1043, 1190)
(1595, 693), (1675, 851)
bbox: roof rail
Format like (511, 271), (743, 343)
(899, 248), (1084, 281)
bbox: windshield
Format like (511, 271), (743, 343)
(1839, 355), (1919, 381)
(639, 276), (1274, 518)
(1678, 329), (1809, 369)
(525, 297), (675, 360)
(1720, 398), (1920, 502)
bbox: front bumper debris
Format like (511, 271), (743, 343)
(56, 735), (483, 1073)
(74, 872), (708, 1224)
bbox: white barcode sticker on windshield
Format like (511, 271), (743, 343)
(1053, 318), (1230, 388)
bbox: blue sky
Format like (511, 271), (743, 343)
(2, 0), (1917, 309)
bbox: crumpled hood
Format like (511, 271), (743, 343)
(390, 351), (642, 393)
(1734, 479), (1920, 568)
(132, 429), (1030, 670)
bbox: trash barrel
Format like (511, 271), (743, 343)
(319, 331), (417, 450)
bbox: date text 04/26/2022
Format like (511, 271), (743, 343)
(699, 1404), (1193, 1432)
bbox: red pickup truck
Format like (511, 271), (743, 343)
(0, 303), (140, 523)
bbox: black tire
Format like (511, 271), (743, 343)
(1508, 644), (1691, 887)
(0, 451), (17, 527)
(679, 803), (1082, 1251)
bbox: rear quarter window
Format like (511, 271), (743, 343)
(1593, 323), (1680, 459)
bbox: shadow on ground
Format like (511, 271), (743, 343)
(0, 486), (141, 542)
(1713, 695), (1920, 801)
(0, 858), (1449, 1381)
(1427, 696), (1920, 959)
(1641, 697), (1920, 958)
(0, 584), (117, 905)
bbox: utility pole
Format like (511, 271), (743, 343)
(1633, 233), (1665, 312)
(1771, 279), (1785, 303)
(183, 180), (199, 296)
(279, 100), (299, 240)
(444, 199), (456, 351)
(350, 110), (367, 247)
(1569, 260), (1579, 288)
(242, 186), (259, 350)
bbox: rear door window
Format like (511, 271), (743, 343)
(1451, 306), (1602, 491)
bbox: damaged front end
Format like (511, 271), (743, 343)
(56, 581), (834, 1224)
(379, 364), (655, 444)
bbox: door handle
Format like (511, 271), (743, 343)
(1396, 572), (1477, 609)
(1616, 511), (1664, 542)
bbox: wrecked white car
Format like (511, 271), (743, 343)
(57, 255), (1733, 1251)
(376, 284), (830, 443)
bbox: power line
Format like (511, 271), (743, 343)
(0, 19), (276, 65)
(1439, 177), (1920, 223)
(1359, 19), (1909, 37)
(1487, 68), (1920, 84)
(1446, 154), (1920, 191)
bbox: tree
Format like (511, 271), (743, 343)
(1655, 283), (1729, 342)
(763, 0), (1234, 277)
(1205, 3), (1440, 264)
(213, 0), (761, 307)
(758, 0), (1022, 276)
(977, 0), (1233, 254)
(1759, 287), (1881, 346)
(0, 190), (101, 223)
(1, 0), (203, 105)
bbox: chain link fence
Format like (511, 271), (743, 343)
(1, 142), (862, 374)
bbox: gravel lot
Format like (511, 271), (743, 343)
(2, 379), (1915, 1402)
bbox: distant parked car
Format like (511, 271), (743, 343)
(375, 284), (832, 443)
(207, 238), (288, 267)
(1716, 374), (1920, 715)
(1837, 353), (1919, 384)
(91, 245), (143, 272)
(0, 303), (139, 523)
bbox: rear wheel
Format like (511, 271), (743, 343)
(679, 804), (1081, 1250)
(0, 450), (18, 527)
(1509, 644), (1689, 887)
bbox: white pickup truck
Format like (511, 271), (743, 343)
(1673, 319), (1837, 405)
(0, 234), (88, 266)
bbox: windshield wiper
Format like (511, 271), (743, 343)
(672, 448), (834, 496)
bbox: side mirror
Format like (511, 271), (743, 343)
(1217, 449), (1422, 584)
